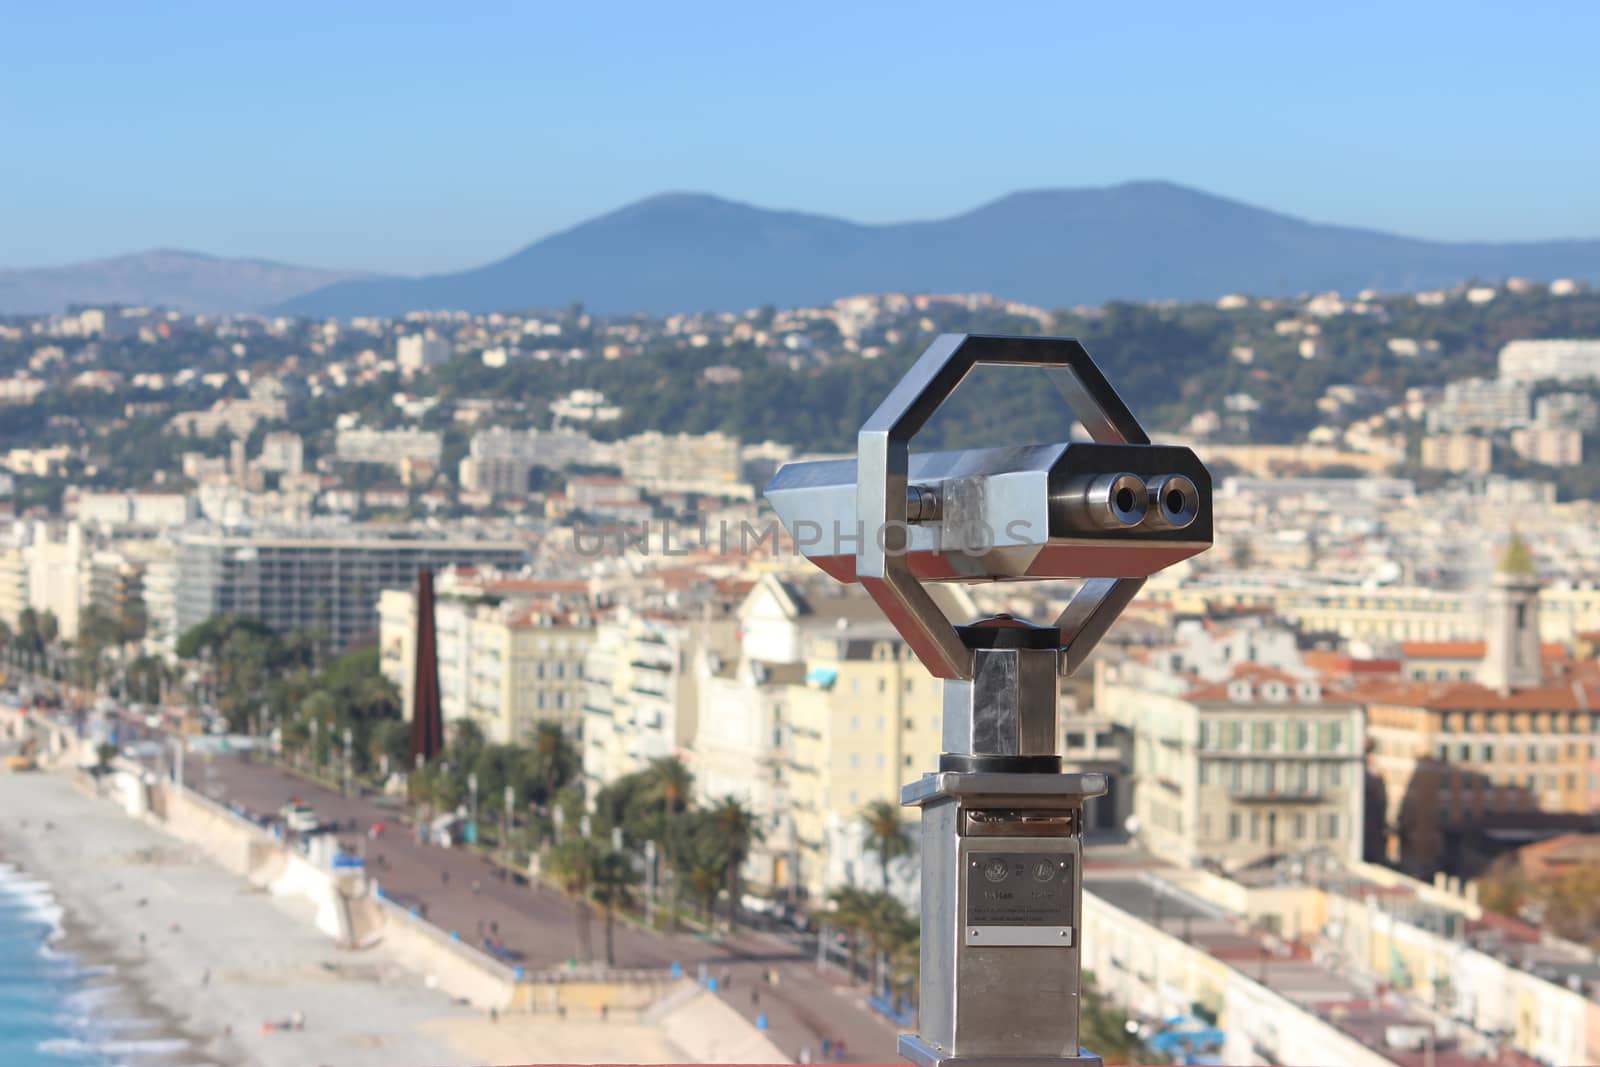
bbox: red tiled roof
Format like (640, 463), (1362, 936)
(1400, 640), (1566, 661)
(1354, 677), (1600, 711)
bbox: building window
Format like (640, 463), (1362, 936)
(878, 678), (887, 694)
(904, 717), (914, 731)
(1230, 764), (1242, 790)
(1198, 761), (1210, 786)
(1228, 813), (1242, 840)
(905, 755), (914, 768)
(1323, 813), (1341, 839)
(1441, 714), (1455, 734)
(904, 679), (914, 694)
(877, 716), (887, 732)
(1327, 763), (1343, 788)
(1198, 722), (1213, 748)
(1066, 731), (1087, 749)
(850, 716), (860, 732)
(877, 753), (886, 769)
(850, 754), (860, 769)
(1294, 813), (1307, 839)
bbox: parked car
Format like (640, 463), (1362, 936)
(280, 802), (319, 833)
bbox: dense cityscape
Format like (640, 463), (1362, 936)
(0, 272), (1599, 1067)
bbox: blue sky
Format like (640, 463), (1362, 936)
(3, 1), (1597, 274)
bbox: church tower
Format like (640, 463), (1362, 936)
(1479, 534), (1541, 694)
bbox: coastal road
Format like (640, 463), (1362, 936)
(181, 748), (897, 1063)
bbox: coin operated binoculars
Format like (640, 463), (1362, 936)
(765, 335), (1212, 1067)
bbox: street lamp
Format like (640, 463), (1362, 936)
(342, 726), (353, 795)
(502, 784), (515, 872)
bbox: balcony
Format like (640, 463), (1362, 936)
(1228, 789), (1325, 804)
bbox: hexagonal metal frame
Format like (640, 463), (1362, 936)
(855, 333), (1151, 680)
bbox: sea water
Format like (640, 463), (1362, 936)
(0, 861), (189, 1067)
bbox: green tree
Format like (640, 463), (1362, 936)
(710, 796), (763, 927)
(1079, 974), (1144, 1064)
(827, 886), (874, 985)
(590, 848), (640, 966)
(545, 837), (596, 964)
(861, 799), (913, 890)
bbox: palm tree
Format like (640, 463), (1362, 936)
(590, 849), (640, 966)
(827, 886), (874, 984)
(545, 837), (595, 963)
(861, 799), (914, 890)
(646, 756), (693, 814)
(861, 891), (917, 995)
(529, 722), (577, 805)
(710, 797), (764, 928)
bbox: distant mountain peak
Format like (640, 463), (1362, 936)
(275, 182), (1599, 317)
(8, 181), (1597, 318)
(0, 250), (384, 314)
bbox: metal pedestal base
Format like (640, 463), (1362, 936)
(899, 1034), (1104, 1067)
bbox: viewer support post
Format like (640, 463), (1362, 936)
(766, 334), (1214, 1067)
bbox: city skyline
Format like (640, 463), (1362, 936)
(3, 2), (1599, 273)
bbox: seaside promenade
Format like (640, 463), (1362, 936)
(181, 748), (899, 1063)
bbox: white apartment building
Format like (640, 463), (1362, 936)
(1498, 338), (1600, 384)
(1097, 656), (1367, 867)
(614, 430), (747, 497)
(1424, 377), (1530, 433)
(458, 426), (604, 494)
(335, 427), (442, 467)
(257, 431), (305, 475)
(396, 332), (452, 372)
(379, 577), (594, 744)
(74, 491), (197, 529)
(24, 522), (88, 641)
(1510, 426), (1583, 467)
(580, 609), (738, 789)
(684, 574), (973, 901)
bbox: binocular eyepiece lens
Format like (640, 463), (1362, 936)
(1082, 473), (1149, 529)
(1053, 472), (1201, 533)
(1146, 473), (1199, 530)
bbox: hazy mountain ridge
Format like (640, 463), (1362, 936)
(279, 181), (1600, 317)
(0, 250), (380, 315)
(7, 183), (1598, 317)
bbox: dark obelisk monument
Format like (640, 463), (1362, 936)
(407, 568), (445, 767)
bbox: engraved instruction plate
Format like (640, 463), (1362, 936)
(965, 852), (1074, 946)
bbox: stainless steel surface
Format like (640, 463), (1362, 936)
(898, 1033), (1104, 1067)
(902, 770), (1109, 806)
(762, 334), (1212, 681)
(963, 809), (1079, 836)
(1144, 472), (1200, 531)
(966, 926), (1074, 947)
(759, 333), (1208, 1067)
(1054, 577), (1146, 677)
(1055, 472), (1148, 530)
(966, 647), (1058, 757)
(907, 483), (943, 524)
